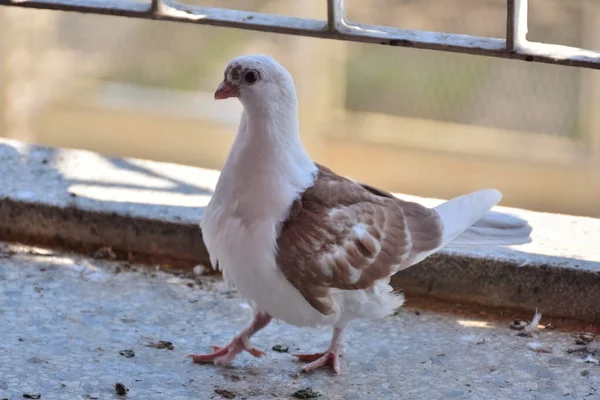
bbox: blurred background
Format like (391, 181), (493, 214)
(0, 0), (599, 217)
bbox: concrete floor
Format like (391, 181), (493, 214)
(0, 243), (598, 400)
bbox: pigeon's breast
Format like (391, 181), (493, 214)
(203, 204), (338, 327)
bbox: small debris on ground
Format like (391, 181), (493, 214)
(23, 395), (41, 399)
(583, 354), (599, 364)
(544, 323), (556, 330)
(475, 338), (487, 345)
(0, 245), (15, 259)
(94, 246), (116, 260)
(292, 387), (323, 399)
(527, 342), (552, 353)
(509, 318), (528, 331)
(272, 344), (289, 353)
(146, 340), (174, 350)
(26, 248), (55, 257)
(119, 349), (135, 358)
(114, 383), (128, 396)
(573, 332), (596, 345)
(193, 265), (207, 276)
(225, 374), (241, 382)
(581, 370), (590, 377)
(511, 310), (542, 337)
(214, 388), (237, 398)
(26, 357), (48, 364)
(567, 346), (600, 357)
(523, 310), (542, 335)
(83, 395), (99, 400)
(414, 310), (421, 316)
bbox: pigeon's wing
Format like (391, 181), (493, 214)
(276, 165), (444, 315)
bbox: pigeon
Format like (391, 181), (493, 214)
(188, 54), (532, 374)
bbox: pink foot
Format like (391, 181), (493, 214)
(294, 351), (341, 374)
(188, 336), (265, 366)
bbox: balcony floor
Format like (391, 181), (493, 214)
(0, 243), (597, 400)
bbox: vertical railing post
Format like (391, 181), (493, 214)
(506, 0), (528, 51)
(151, 0), (164, 17)
(327, 0), (344, 31)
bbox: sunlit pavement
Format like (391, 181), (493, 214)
(0, 244), (597, 400)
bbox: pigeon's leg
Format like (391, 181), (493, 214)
(188, 311), (272, 366)
(294, 323), (346, 374)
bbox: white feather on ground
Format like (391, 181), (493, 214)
(523, 310), (543, 335)
(527, 342), (553, 353)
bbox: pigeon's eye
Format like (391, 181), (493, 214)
(244, 70), (259, 85)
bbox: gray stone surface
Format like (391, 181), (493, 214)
(0, 139), (211, 263)
(1, 243), (599, 400)
(0, 139), (600, 320)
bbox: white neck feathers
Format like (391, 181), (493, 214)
(212, 93), (317, 223)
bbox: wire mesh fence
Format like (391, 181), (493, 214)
(344, 0), (595, 138)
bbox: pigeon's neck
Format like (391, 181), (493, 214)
(245, 99), (314, 171)
(214, 101), (317, 222)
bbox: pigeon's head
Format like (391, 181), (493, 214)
(214, 54), (296, 106)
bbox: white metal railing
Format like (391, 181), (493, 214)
(0, 0), (599, 70)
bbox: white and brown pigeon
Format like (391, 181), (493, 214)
(188, 54), (532, 374)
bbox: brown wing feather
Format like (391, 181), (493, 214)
(276, 164), (444, 315)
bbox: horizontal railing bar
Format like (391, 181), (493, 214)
(1, 0), (599, 70)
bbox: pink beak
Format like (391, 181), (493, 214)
(214, 81), (239, 100)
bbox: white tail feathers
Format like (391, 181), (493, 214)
(433, 189), (532, 249)
(434, 189), (502, 247)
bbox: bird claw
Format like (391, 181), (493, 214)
(188, 346), (228, 363)
(189, 336), (265, 365)
(294, 351), (341, 374)
(293, 352), (326, 362)
(246, 347), (266, 358)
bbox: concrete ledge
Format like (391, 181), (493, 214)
(394, 254), (600, 323)
(0, 198), (208, 265)
(1, 139), (599, 321)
